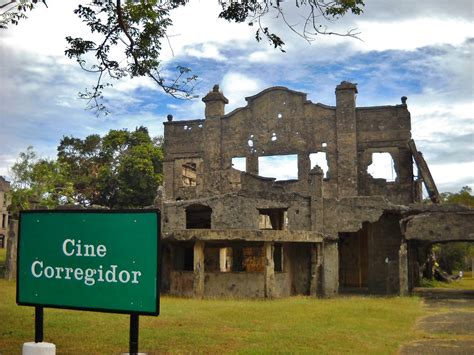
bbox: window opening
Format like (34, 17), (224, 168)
(220, 247), (232, 272)
(258, 154), (298, 180)
(186, 204), (212, 229)
(231, 157), (246, 172)
(274, 243), (283, 272)
(367, 152), (397, 181)
(174, 246), (194, 271)
(258, 208), (288, 230)
(182, 162), (197, 186)
(309, 152), (329, 178)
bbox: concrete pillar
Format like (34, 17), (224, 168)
(246, 155), (258, 175)
(22, 342), (56, 355)
(310, 243), (322, 297)
(310, 166), (324, 233)
(298, 153), (311, 184)
(399, 241), (409, 296)
(322, 241), (339, 297)
(162, 161), (174, 200)
(193, 240), (205, 298)
(5, 219), (18, 281)
(335, 81), (358, 198)
(264, 242), (275, 298)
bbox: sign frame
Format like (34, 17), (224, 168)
(16, 209), (161, 317)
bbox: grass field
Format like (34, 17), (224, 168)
(421, 271), (474, 290)
(0, 280), (428, 354)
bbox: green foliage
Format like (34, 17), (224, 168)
(9, 127), (163, 214)
(441, 186), (474, 207)
(9, 147), (75, 216)
(57, 126), (163, 208)
(432, 187), (474, 273)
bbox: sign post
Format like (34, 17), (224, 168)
(17, 210), (160, 354)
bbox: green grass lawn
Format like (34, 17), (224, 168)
(0, 279), (428, 354)
(421, 271), (474, 290)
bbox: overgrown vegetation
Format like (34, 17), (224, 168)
(8, 126), (163, 216)
(0, 279), (425, 354)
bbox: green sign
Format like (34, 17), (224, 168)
(17, 210), (159, 315)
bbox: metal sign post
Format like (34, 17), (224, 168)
(129, 314), (139, 355)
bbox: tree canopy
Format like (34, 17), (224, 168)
(9, 127), (163, 215)
(1, 0), (365, 114)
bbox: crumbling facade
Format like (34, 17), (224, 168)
(0, 177), (10, 249)
(157, 83), (474, 298)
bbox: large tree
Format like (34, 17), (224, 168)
(1, 0), (365, 114)
(9, 127), (163, 214)
(57, 126), (163, 208)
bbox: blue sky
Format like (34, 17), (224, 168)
(0, 0), (473, 193)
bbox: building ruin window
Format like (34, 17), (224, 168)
(309, 152), (329, 178)
(231, 157), (246, 172)
(1, 214), (6, 229)
(258, 208), (288, 230)
(186, 204), (212, 229)
(258, 154), (298, 180)
(274, 243), (283, 272)
(182, 162), (197, 186)
(174, 245), (194, 271)
(367, 152), (397, 182)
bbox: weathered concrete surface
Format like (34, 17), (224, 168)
(399, 291), (474, 355)
(402, 211), (474, 242)
(163, 229), (326, 243)
(160, 82), (471, 298)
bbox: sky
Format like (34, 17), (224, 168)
(0, 0), (473, 193)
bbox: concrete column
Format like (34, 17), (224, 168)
(310, 243), (322, 297)
(335, 81), (358, 198)
(399, 241), (409, 296)
(162, 161), (174, 200)
(5, 219), (18, 281)
(246, 155), (258, 175)
(298, 153), (311, 183)
(322, 241), (339, 297)
(193, 240), (205, 298)
(310, 166), (324, 233)
(264, 242), (275, 298)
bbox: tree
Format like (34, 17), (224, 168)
(9, 146), (75, 216)
(58, 126), (163, 208)
(433, 186), (474, 274)
(9, 127), (163, 214)
(1, 0), (365, 114)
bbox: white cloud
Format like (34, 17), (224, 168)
(221, 72), (265, 111)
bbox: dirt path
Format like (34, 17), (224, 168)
(399, 289), (474, 354)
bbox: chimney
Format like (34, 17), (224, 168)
(202, 84), (228, 118)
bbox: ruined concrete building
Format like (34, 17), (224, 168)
(0, 176), (10, 249)
(157, 82), (474, 298)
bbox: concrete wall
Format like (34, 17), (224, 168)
(204, 272), (265, 298)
